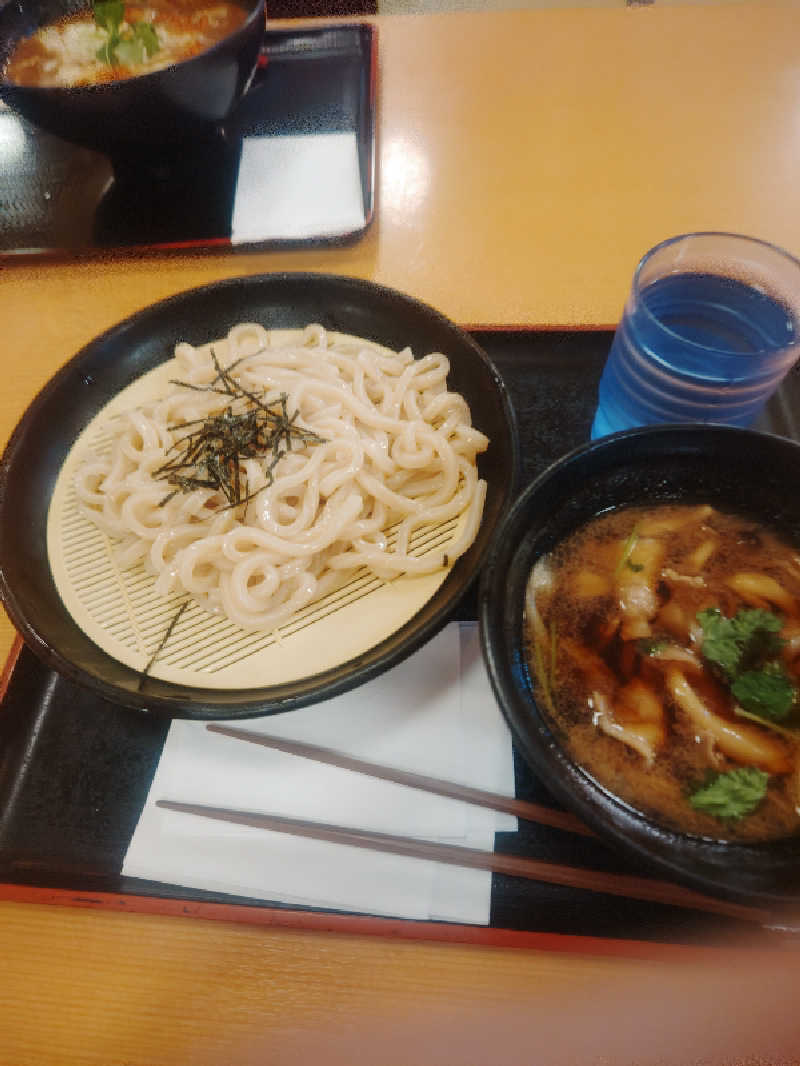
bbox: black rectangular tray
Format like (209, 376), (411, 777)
(2, 330), (799, 953)
(0, 24), (376, 257)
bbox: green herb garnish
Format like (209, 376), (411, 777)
(696, 606), (796, 725)
(731, 663), (795, 722)
(93, 0), (160, 67)
(697, 607), (784, 680)
(93, 0), (124, 35)
(614, 523), (640, 577)
(734, 706), (799, 740)
(636, 638), (670, 656)
(688, 767), (769, 821)
(115, 22), (160, 65)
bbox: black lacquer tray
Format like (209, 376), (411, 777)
(0, 24), (376, 256)
(2, 330), (799, 954)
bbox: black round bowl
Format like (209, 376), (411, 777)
(0, 272), (518, 720)
(479, 424), (800, 909)
(0, 0), (266, 151)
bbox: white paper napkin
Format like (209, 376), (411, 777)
(429, 623), (517, 924)
(123, 622), (516, 924)
(231, 131), (366, 243)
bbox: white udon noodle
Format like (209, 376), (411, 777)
(74, 323), (489, 632)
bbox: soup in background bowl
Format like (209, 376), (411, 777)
(0, 0), (266, 151)
(5, 0), (250, 88)
(479, 424), (800, 908)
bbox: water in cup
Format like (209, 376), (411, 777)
(591, 233), (800, 439)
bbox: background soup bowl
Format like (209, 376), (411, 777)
(0, 0), (266, 152)
(479, 424), (800, 909)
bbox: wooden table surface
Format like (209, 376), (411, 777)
(4, 5), (800, 1063)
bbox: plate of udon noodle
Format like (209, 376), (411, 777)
(0, 274), (517, 718)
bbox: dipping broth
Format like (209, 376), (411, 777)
(4, 0), (249, 88)
(526, 504), (800, 841)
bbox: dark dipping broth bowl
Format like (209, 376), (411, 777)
(0, 0), (266, 151)
(479, 424), (800, 910)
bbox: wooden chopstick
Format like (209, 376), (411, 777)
(206, 724), (593, 837)
(155, 799), (772, 926)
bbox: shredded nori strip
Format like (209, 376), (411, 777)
(138, 601), (189, 690)
(154, 348), (325, 514)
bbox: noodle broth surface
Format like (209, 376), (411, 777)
(526, 504), (800, 842)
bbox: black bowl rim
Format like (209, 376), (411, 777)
(0, 0), (266, 93)
(478, 423), (800, 908)
(0, 270), (520, 719)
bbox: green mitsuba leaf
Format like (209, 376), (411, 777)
(93, 0), (124, 35)
(689, 768), (769, 820)
(731, 664), (795, 722)
(696, 606), (796, 728)
(92, 1), (160, 67)
(114, 37), (146, 66)
(132, 21), (160, 57)
(697, 607), (784, 680)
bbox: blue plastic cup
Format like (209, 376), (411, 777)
(591, 232), (800, 439)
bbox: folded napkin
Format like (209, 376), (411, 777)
(123, 622), (517, 924)
(231, 131), (366, 243)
